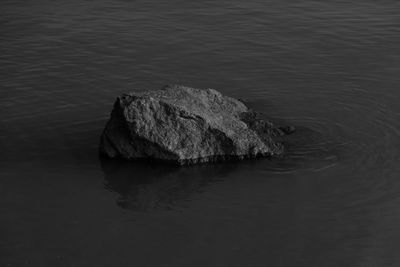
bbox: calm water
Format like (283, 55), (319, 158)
(1, 0), (400, 266)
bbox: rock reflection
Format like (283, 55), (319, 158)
(101, 159), (236, 211)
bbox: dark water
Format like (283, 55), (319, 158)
(1, 0), (400, 266)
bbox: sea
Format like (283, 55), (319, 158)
(1, 1), (400, 266)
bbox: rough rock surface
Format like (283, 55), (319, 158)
(100, 85), (292, 165)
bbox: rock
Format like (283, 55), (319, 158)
(100, 85), (292, 165)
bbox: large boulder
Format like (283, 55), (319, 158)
(100, 85), (292, 165)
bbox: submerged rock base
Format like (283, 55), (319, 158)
(100, 85), (294, 165)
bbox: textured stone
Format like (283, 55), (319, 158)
(100, 85), (293, 165)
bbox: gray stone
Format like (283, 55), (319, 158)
(100, 85), (293, 165)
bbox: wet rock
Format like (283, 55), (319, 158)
(100, 85), (292, 165)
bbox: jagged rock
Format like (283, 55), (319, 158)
(100, 85), (293, 165)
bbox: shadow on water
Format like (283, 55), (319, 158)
(101, 159), (238, 211)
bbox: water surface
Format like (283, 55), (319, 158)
(1, 1), (400, 266)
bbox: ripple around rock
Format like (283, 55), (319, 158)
(99, 85), (294, 165)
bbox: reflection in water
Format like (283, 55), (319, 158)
(101, 159), (236, 211)
(101, 125), (341, 212)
